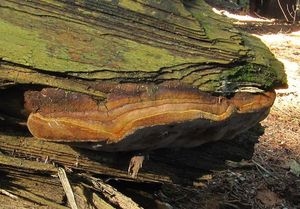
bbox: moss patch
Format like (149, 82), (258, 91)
(222, 63), (285, 89)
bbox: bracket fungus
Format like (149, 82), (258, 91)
(24, 83), (276, 152)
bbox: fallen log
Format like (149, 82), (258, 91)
(0, 0), (286, 152)
(0, 1), (289, 207)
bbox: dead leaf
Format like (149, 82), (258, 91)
(256, 189), (281, 207)
(198, 174), (213, 181)
(192, 182), (207, 188)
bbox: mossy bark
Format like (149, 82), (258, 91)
(0, 0), (286, 96)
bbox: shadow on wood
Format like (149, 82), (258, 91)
(0, 122), (263, 185)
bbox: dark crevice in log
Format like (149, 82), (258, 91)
(0, 62), (107, 99)
(0, 60), (89, 81)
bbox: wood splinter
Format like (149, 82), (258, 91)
(128, 155), (145, 179)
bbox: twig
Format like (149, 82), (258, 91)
(286, 4), (295, 19)
(253, 12), (271, 20)
(277, 0), (289, 22)
(226, 160), (255, 168)
(58, 167), (78, 209)
(92, 191), (116, 209)
(294, 0), (300, 23)
(252, 160), (278, 180)
(0, 189), (18, 200)
(222, 202), (240, 209)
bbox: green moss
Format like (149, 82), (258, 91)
(222, 63), (284, 89)
(184, 0), (287, 89)
(0, 7), (208, 74)
(118, 0), (145, 13)
(241, 33), (287, 86)
(122, 40), (192, 72)
(0, 19), (97, 71)
(194, 74), (221, 91)
(0, 8), (229, 75)
(184, 0), (244, 45)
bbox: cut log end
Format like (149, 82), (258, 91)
(25, 82), (275, 151)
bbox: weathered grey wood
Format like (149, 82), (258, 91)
(0, 129), (258, 185)
(0, 163), (67, 208)
(0, 132), (171, 183)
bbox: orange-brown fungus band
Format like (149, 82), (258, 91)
(25, 82), (275, 151)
